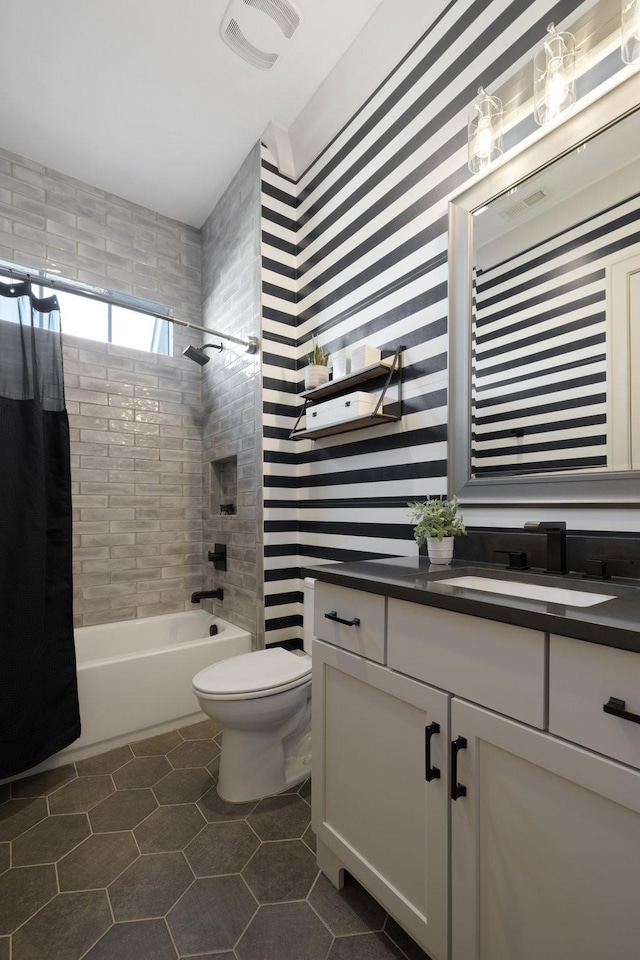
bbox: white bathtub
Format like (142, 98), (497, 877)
(30, 611), (251, 773)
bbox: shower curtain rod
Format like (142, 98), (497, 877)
(0, 264), (260, 354)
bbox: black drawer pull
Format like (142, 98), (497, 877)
(324, 610), (361, 627)
(603, 697), (640, 725)
(425, 722), (440, 782)
(451, 736), (467, 800)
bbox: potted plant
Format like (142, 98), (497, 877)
(408, 495), (467, 564)
(305, 337), (330, 390)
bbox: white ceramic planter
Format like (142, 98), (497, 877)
(427, 536), (454, 565)
(305, 364), (330, 390)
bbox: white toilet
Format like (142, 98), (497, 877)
(192, 578), (315, 803)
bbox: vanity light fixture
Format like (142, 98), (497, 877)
(622, 0), (640, 63)
(467, 87), (504, 173)
(533, 23), (576, 125)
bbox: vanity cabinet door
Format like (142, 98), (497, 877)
(451, 697), (640, 960)
(312, 639), (450, 960)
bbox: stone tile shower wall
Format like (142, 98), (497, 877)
(200, 146), (263, 646)
(0, 146), (205, 626)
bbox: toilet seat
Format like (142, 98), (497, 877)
(193, 648), (312, 701)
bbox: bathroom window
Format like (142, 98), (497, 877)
(49, 289), (172, 356)
(1, 278), (173, 356)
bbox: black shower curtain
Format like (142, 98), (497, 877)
(0, 279), (80, 778)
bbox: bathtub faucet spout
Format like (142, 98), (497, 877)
(191, 589), (224, 603)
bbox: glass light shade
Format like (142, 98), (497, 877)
(468, 87), (503, 174)
(622, 0), (640, 63)
(533, 23), (576, 126)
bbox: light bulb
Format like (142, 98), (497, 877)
(546, 64), (569, 114)
(467, 87), (503, 173)
(473, 117), (494, 159)
(622, 0), (640, 63)
(625, 0), (640, 39)
(534, 23), (575, 126)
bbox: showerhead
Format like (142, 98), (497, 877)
(182, 343), (223, 365)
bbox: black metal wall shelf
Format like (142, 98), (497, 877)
(289, 347), (404, 441)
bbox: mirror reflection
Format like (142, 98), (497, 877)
(471, 106), (640, 479)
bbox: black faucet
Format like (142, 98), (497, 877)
(207, 543), (227, 571)
(191, 589), (224, 603)
(524, 521), (568, 575)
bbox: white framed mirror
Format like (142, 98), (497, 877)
(449, 70), (640, 506)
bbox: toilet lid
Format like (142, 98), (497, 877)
(193, 648), (312, 700)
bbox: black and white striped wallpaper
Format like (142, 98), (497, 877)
(473, 189), (640, 475)
(260, 0), (623, 646)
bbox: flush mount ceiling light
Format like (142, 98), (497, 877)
(622, 0), (640, 64)
(533, 23), (576, 126)
(467, 87), (504, 174)
(220, 0), (302, 70)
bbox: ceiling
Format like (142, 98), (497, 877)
(0, 0), (385, 227)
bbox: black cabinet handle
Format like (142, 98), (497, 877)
(324, 610), (361, 627)
(451, 736), (468, 800)
(603, 697), (640, 725)
(425, 722), (440, 782)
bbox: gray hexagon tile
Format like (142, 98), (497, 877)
(84, 920), (178, 960)
(185, 821), (259, 877)
(108, 852), (194, 920)
(10, 765), (76, 799)
(298, 777), (312, 804)
(131, 729), (183, 757)
(0, 798), (48, 841)
(309, 872), (386, 936)
(242, 840), (318, 903)
(0, 865), (57, 934)
(197, 785), (256, 823)
(48, 776), (114, 815)
(168, 738), (220, 769)
(57, 832), (139, 891)
(88, 788), (157, 832)
(153, 768), (215, 804)
(328, 931), (410, 959)
(167, 875), (257, 956)
(247, 793), (311, 840)
(75, 744), (133, 776)
(303, 822), (316, 854)
(12, 814), (90, 866)
(134, 803), (205, 853)
(384, 916), (431, 960)
(236, 901), (332, 960)
(11, 890), (111, 960)
(0, 730), (430, 960)
(112, 755), (171, 789)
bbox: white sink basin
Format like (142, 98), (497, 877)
(436, 576), (615, 608)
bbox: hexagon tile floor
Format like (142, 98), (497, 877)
(0, 719), (431, 960)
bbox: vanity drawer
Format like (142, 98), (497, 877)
(549, 634), (640, 769)
(314, 582), (386, 664)
(387, 599), (546, 727)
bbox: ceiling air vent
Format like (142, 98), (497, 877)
(499, 189), (548, 222)
(242, 0), (300, 39)
(220, 0), (302, 70)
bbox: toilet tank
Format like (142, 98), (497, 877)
(303, 577), (315, 655)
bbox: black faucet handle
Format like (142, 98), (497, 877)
(583, 556), (635, 580)
(493, 550), (530, 570)
(583, 558), (610, 580)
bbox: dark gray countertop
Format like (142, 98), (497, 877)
(303, 556), (640, 654)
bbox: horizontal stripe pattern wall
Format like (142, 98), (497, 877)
(473, 190), (640, 475)
(261, 0), (613, 647)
